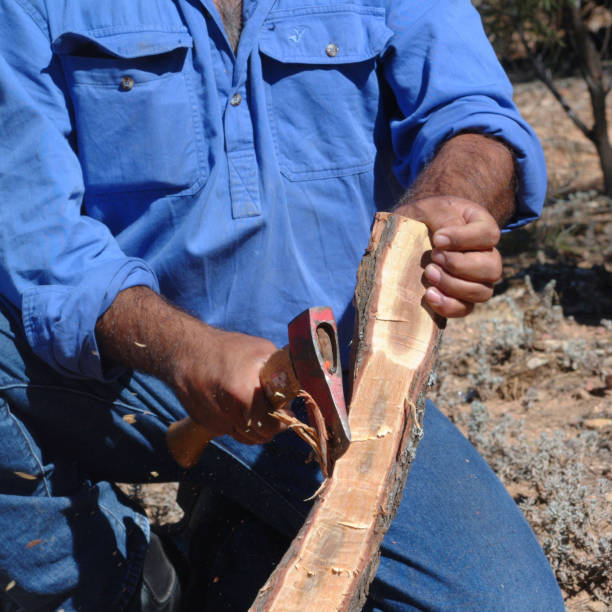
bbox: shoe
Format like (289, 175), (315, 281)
(138, 532), (182, 612)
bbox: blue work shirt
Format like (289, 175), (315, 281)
(0, 0), (546, 381)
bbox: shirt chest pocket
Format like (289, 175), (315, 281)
(53, 30), (205, 196)
(260, 7), (392, 181)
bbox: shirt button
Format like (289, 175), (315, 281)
(230, 93), (242, 106)
(325, 43), (339, 57)
(119, 76), (134, 91)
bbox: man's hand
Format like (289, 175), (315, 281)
(96, 286), (287, 445)
(173, 327), (285, 445)
(394, 133), (516, 317)
(396, 196), (502, 318)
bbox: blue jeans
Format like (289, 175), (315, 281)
(0, 306), (563, 611)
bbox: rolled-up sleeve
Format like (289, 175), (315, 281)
(0, 1), (159, 380)
(383, 0), (547, 229)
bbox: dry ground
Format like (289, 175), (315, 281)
(432, 78), (612, 609)
(123, 77), (612, 610)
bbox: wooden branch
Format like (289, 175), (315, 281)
(250, 213), (445, 611)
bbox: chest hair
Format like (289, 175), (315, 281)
(212, 0), (244, 53)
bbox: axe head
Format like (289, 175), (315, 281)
(288, 307), (351, 464)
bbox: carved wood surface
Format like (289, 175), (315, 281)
(250, 213), (445, 611)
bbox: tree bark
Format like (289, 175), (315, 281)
(250, 213), (445, 611)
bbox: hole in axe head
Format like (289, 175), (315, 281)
(316, 323), (337, 375)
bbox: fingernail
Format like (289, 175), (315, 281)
(424, 264), (441, 284)
(426, 287), (442, 306)
(433, 233), (451, 248)
(431, 249), (446, 265)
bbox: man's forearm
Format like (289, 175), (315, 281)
(95, 286), (282, 443)
(399, 133), (517, 226)
(95, 286), (208, 388)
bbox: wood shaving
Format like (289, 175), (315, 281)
(331, 567), (345, 575)
(303, 479), (327, 502)
(14, 471), (37, 480)
(4, 580), (15, 592)
(134, 341), (146, 348)
(270, 410), (321, 455)
(150, 471), (159, 478)
(270, 391), (330, 479)
(26, 539), (43, 549)
(337, 521), (369, 530)
(122, 414), (137, 424)
(301, 390), (329, 477)
(270, 389), (334, 502)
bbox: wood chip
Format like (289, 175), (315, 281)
(122, 414), (137, 424)
(150, 471), (159, 478)
(376, 425), (392, 438)
(4, 580), (15, 592)
(583, 418), (612, 430)
(26, 539), (43, 549)
(14, 471), (37, 480)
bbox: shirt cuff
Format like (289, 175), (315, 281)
(393, 96), (547, 231)
(22, 258), (159, 381)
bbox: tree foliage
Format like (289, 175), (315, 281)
(475, 0), (612, 196)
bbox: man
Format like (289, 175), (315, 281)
(0, 0), (564, 609)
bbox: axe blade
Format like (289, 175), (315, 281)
(288, 306), (351, 463)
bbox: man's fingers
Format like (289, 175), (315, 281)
(433, 220), (500, 251)
(424, 264), (494, 304)
(398, 197), (504, 319)
(431, 248), (502, 284)
(424, 287), (474, 318)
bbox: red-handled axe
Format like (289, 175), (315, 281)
(166, 307), (351, 472)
